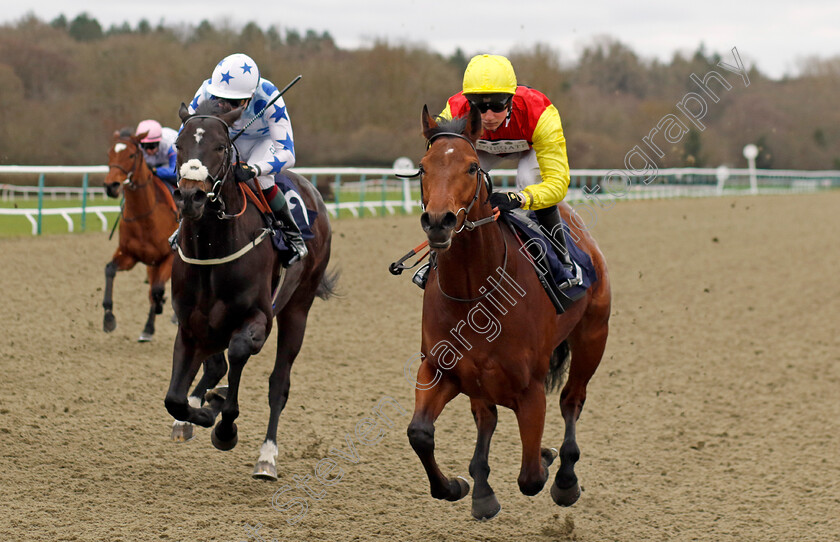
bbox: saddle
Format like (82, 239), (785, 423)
(500, 210), (598, 314)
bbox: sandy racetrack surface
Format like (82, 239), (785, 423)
(1, 192), (838, 542)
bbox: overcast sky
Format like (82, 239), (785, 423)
(5, 1), (839, 79)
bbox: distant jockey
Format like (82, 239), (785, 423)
(135, 119), (178, 188)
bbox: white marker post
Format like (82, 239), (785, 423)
(743, 144), (759, 195)
(715, 165), (730, 196)
(393, 157), (415, 214)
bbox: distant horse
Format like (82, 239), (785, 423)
(102, 129), (179, 342)
(406, 105), (611, 519)
(164, 100), (336, 480)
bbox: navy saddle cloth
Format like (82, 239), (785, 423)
(502, 210), (598, 301)
(269, 173), (318, 253)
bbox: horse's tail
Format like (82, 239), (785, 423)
(545, 340), (571, 394)
(316, 268), (340, 300)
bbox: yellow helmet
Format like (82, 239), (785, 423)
(462, 54), (517, 95)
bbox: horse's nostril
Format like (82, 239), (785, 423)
(420, 212), (431, 231)
(442, 212), (457, 230)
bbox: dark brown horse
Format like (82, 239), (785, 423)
(164, 101), (336, 480)
(102, 129), (179, 341)
(406, 105), (611, 519)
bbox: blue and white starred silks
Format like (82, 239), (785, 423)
(188, 72), (296, 190)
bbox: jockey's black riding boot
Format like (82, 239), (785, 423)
(535, 205), (573, 270)
(264, 189), (308, 266)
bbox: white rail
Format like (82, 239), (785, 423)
(2, 166), (838, 235)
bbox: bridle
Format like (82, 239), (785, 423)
(419, 131), (510, 303)
(179, 115), (234, 201)
(107, 139), (150, 190)
(178, 114), (250, 220)
(403, 131), (499, 233)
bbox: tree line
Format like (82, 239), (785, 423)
(1, 13), (838, 173)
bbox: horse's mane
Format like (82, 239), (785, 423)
(195, 99), (231, 116)
(118, 127), (133, 138)
(427, 115), (468, 140)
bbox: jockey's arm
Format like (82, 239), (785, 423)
(153, 146), (178, 182)
(521, 105), (570, 210)
(250, 98), (295, 176)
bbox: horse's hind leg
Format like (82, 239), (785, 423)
(253, 302), (312, 480)
(469, 399), (500, 520)
(514, 383), (556, 497)
(102, 252), (136, 333)
(551, 322), (608, 506)
(171, 352), (228, 442)
(407, 364), (469, 504)
(139, 259), (172, 342)
(211, 311), (269, 452)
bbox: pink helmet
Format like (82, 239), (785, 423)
(136, 119), (162, 143)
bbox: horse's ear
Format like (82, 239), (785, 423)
(421, 105), (438, 140)
(135, 131), (149, 143)
(220, 105), (245, 126)
(463, 103), (483, 143)
(178, 102), (191, 122)
(112, 130), (120, 139)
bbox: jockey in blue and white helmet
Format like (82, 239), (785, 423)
(187, 52), (307, 264)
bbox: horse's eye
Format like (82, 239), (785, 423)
(216, 145), (225, 152)
(468, 163), (478, 175)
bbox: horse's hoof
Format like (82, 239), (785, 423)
(447, 476), (470, 502)
(252, 461), (278, 481)
(103, 313), (116, 333)
(550, 480), (581, 507)
(471, 494), (501, 521)
(211, 423), (238, 451)
(138, 332), (153, 342)
(170, 421), (195, 442)
(204, 386), (229, 404)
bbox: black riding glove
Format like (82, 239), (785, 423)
(489, 191), (523, 211)
(234, 163), (258, 183)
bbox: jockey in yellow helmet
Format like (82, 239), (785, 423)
(439, 54), (573, 270)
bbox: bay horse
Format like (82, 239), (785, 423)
(164, 100), (335, 480)
(103, 129), (179, 342)
(407, 105), (611, 519)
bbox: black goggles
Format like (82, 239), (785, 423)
(469, 97), (511, 113)
(216, 97), (247, 108)
(140, 142), (159, 150)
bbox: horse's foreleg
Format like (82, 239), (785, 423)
(551, 322), (608, 507)
(253, 304), (311, 480)
(171, 352), (228, 442)
(469, 399), (500, 520)
(407, 364), (469, 503)
(211, 312), (269, 452)
(514, 383), (555, 497)
(165, 331), (220, 429)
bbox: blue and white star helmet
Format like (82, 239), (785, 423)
(207, 53), (260, 99)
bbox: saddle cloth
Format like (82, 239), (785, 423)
(502, 209), (598, 303)
(269, 173), (318, 254)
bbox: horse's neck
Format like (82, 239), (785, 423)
(124, 164), (157, 211)
(182, 184), (250, 256)
(436, 219), (507, 298)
